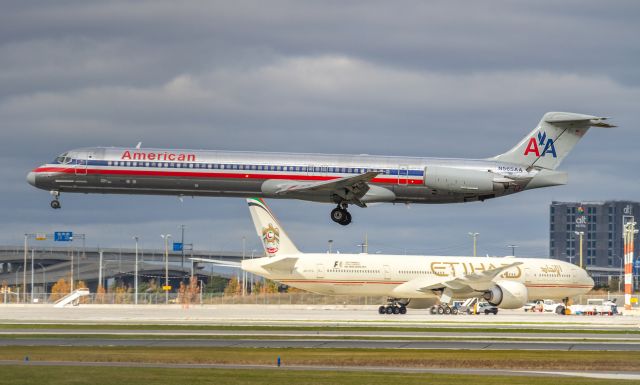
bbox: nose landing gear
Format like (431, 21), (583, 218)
(330, 204), (352, 226)
(50, 190), (61, 209)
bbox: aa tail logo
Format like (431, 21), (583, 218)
(523, 131), (557, 158)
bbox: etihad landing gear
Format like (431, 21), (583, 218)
(50, 190), (61, 209)
(378, 299), (407, 315)
(429, 304), (457, 315)
(330, 204), (352, 226)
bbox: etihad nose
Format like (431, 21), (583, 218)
(27, 171), (37, 187)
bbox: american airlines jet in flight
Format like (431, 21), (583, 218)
(194, 197), (594, 314)
(27, 112), (612, 225)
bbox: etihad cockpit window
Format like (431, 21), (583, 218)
(54, 153), (71, 164)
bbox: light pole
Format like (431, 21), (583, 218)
(507, 244), (518, 256)
(615, 256), (623, 292)
(357, 233), (368, 254)
(98, 250), (103, 291)
(133, 236), (139, 305)
(36, 263), (46, 302)
(15, 266), (22, 300)
(30, 249), (35, 303)
(161, 234), (171, 304)
(23, 234), (28, 302)
(468, 233), (479, 257)
(574, 231), (584, 268)
(242, 236), (246, 296)
(179, 224), (186, 276)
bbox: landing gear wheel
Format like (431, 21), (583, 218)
(399, 306), (407, 314)
(50, 200), (61, 209)
(378, 306), (386, 314)
(331, 208), (345, 223)
(392, 306), (400, 315)
(437, 305), (445, 315)
(385, 306), (394, 314)
(430, 306), (438, 315)
(341, 211), (352, 226)
(331, 206), (352, 225)
(451, 307), (458, 315)
(444, 306), (452, 315)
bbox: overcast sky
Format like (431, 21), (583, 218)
(1, 1), (638, 257)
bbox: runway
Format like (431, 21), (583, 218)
(1, 337), (639, 351)
(2, 304), (638, 331)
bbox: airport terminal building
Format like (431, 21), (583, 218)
(549, 200), (639, 286)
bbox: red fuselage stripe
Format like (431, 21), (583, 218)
(34, 167), (423, 185)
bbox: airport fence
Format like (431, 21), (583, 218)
(1, 292), (389, 306)
(1, 291), (638, 306)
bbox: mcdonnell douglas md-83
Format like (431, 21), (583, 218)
(194, 198), (594, 314)
(28, 112), (613, 225)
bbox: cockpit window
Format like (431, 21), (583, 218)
(54, 152), (71, 164)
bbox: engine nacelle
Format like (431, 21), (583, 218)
(482, 281), (528, 309)
(425, 166), (499, 194)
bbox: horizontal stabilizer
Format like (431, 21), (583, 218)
(189, 257), (241, 268)
(260, 256), (299, 271)
(544, 113), (616, 127)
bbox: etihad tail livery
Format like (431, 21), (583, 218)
(193, 198), (594, 314)
(28, 112), (613, 225)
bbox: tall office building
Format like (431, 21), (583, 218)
(549, 201), (639, 278)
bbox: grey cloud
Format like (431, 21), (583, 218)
(0, 1), (638, 257)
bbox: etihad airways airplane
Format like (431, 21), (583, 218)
(27, 112), (613, 225)
(194, 198), (594, 314)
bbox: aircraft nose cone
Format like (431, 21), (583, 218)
(27, 171), (37, 187)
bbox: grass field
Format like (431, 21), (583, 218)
(1, 323), (637, 334)
(2, 366), (637, 385)
(1, 346), (639, 372)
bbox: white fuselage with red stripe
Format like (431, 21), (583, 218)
(29, 146), (546, 204)
(242, 254), (594, 300)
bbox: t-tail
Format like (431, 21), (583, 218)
(491, 112), (615, 170)
(247, 198), (300, 257)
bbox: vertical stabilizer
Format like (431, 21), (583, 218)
(491, 112), (614, 170)
(246, 198), (300, 257)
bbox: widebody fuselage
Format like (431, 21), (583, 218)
(242, 254), (593, 300)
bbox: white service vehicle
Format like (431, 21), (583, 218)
(525, 299), (566, 314)
(568, 299), (618, 315)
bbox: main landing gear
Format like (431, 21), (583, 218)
(429, 304), (458, 315)
(378, 299), (407, 315)
(50, 190), (61, 209)
(330, 204), (352, 226)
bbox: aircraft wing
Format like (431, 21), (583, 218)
(391, 262), (523, 297)
(267, 171), (379, 207)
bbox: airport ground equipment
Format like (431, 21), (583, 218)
(53, 288), (90, 308)
(28, 112), (614, 225)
